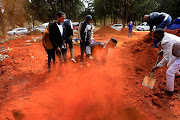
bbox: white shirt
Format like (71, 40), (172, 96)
(56, 23), (63, 36)
(78, 23), (94, 40)
(156, 32), (180, 67)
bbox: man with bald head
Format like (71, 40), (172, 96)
(143, 12), (172, 47)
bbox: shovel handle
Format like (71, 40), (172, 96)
(155, 55), (160, 66)
(150, 72), (154, 77)
(151, 55), (160, 73)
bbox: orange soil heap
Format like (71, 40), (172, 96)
(0, 28), (180, 120)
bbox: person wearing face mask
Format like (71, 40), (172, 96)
(49, 11), (67, 64)
(152, 28), (180, 96)
(78, 15), (94, 67)
(86, 38), (118, 65)
(128, 21), (133, 38)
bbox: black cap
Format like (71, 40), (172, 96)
(57, 11), (65, 17)
(109, 38), (117, 45)
(86, 15), (92, 20)
(154, 28), (164, 35)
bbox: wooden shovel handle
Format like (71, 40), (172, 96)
(151, 55), (161, 73)
(155, 55), (161, 66)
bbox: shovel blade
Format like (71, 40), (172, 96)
(142, 75), (156, 89)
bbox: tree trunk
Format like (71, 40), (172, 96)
(104, 15), (106, 26)
(47, 0), (57, 18)
(60, 0), (64, 12)
(0, 11), (6, 34)
(122, 19), (126, 28)
(94, 18), (96, 26)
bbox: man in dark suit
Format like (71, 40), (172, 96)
(63, 19), (76, 63)
(49, 11), (67, 63)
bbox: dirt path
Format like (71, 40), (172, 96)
(0, 27), (179, 120)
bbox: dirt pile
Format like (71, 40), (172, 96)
(94, 26), (136, 36)
(0, 27), (180, 120)
(117, 28), (136, 36)
(94, 26), (117, 36)
(165, 28), (180, 37)
(121, 28), (180, 119)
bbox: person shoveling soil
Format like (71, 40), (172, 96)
(152, 28), (180, 96)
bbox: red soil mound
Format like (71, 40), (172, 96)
(94, 26), (117, 36)
(94, 26), (136, 36)
(0, 27), (180, 120)
(117, 28), (136, 35)
(165, 28), (180, 37)
(121, 28), (180, 118)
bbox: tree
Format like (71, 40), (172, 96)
(27, 0), (53, 22)
(113, 0), (133, 27)
(157, 0), (180, 20)
(0, 0), (6, 34)
(94, 0), (110, 25)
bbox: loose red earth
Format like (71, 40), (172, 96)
(0, 27), (180, 120)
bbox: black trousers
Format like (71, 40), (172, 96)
(46, 49), (55, 69)
(56, 48), (67, 63)
(65, 38), (73, 50)
(80, 41), (90, 62)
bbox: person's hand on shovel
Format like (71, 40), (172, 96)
(152, 66), (158, 72)
(158, 51), (163, 56)
(56, 47), (61, 52)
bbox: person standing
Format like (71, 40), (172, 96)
(42, 23), (55, 72)
(128, 21), (133, 38)
(152, 28), (180, 96)
(63, 19), (76, 63)
(143, 12), (172, 47)
(78, 15), (93, 67)
(49, 11), (67, 64)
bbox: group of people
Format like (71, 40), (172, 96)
(129, 12), (179, 96)
(143, 12), (180, 96)
(42, 11), (180, 96)
(42, 11), (118, 72)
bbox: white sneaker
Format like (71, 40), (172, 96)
(71, 58), (76, 63)
(89, 56), (93, 60)
(86, 62), (91, 67)
(80, 62), (83, 68)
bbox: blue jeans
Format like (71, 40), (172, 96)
(158, 16), (172, 29)
(154, 16), (172, 47)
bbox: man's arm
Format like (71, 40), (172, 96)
(42, 30), (48, 49)
(78, 23), (82, 42)
(49, 23), (58, 48)
(90, 25), (95, 40)
(156, 41), (173, 67)
(69, 20), (73, 40)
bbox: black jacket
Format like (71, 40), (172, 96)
(49, 22), (65, 49)
(147, 12), (167, 31)
(63, 19), (73, 40)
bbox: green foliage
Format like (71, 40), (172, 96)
(0, 0), (179, 34)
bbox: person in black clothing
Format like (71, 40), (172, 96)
(63, 19), (76, 63)
(49, 11), (67, 64)
(78, 15), (94, 67)
(86, 38), (118, 64)
(42, 23), (55, 72)
(143, 12), (172, 47)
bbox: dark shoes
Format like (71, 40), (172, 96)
(152, 45), (158, 48)
(165, 90), (174, 96)
(175, 76), (180, 79)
